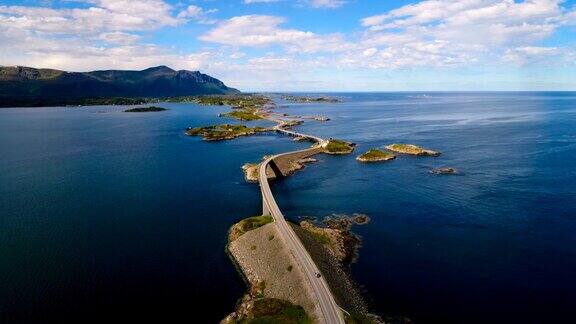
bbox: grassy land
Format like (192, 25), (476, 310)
(241, 298), (312, 324)
(186, 124), (268, 141)
(387, 144), (418, 152)
(223, 110), (262, 121)
(229, 215), (273, 241)
(311, 231), (331, 244)
(323, 139), (354, 154)
(356, 149), (396, 162)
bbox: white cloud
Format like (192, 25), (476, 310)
(199, 15), (351, 53)
(98, 32), (140, 45)
(243, 0), (346, 8)
(244, 0), (281, 3)
(0, 1), (179, 35)
(502, 46), (563, 64)
(0, 0), (575, 91)
(0, 1), (221, 73)
(356, 0), (576, 68)
(309, 0), (347, 8)
(177, 5), (218, 24)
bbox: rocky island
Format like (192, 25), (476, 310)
(357, 149), (396, 162)
(322, 139), (355, 155)
(186, 124), (268, 141)
(301, 115), (331, 122)
(282, 95), (341, 103)
(431, 167), (458, 175)
(220, 110), (262, 121)
(385, 144), (441, 156)
(241, 163), (260, 182)
(194, 94), (271, 108)
(124, 106), (167, 112)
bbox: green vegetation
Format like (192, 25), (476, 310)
(251, 245), (257, 251)
(387, 144), (416, 151)
(82, 97), (154, 106)
(286, 265), (293, 272)
(0, 96), (155, 108)
(356, 149), (396, 162)
(195, 95), (270, 110)
(268, 235), (275, 241)
(186, 124), (268, 141)
(223, 110), (262, 121)
(124, 106), (167, 112)
(385, 143), (441, 156)
(229, 215), (273, 241)
(240, 298), (312, 324)
(323, 139), (355, 154)
(311, 231), (331, 245)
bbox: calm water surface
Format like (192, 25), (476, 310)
(1, 93), (575, 323)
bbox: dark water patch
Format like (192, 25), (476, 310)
(2, 93), (576, 323)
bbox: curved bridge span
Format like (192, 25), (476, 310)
(258, 132), (345, 324)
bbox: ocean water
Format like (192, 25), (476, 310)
(1, 93), (575, 323)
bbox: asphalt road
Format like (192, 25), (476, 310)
(258, 135), (345, 324)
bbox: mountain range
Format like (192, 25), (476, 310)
(0, 65), (239, 107)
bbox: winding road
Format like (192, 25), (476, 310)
(258, 128), (345, 324)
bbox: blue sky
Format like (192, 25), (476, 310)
(1, 0), (575, 91)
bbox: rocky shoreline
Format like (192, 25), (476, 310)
(224, 214), (388, 323)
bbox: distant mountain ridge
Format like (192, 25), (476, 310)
(0, 65), (239, 107)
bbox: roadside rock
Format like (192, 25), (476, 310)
(300, 220), (360, 265)
(241, 163), (260, 182)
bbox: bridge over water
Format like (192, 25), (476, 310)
(258, 129), (345, 324)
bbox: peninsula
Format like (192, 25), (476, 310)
(0, 65), (238, 107)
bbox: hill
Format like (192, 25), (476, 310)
(0, 65), (239, 107)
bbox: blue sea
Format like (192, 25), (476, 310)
(1, 93), (575, 323)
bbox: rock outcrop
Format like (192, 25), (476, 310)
(385, 144), (441, 156)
